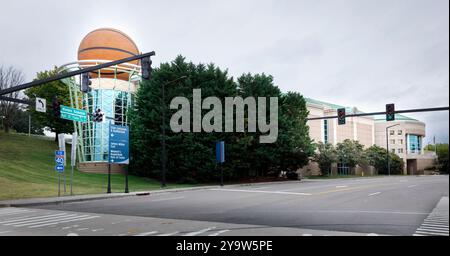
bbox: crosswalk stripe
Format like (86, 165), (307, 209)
(0, 210), (33, 217)
(417, 228), (448, 233)
(208, 230), (230, 236)
(134, 231), (159, 236)
(415, 230), (448, 236)
(0, 213), (68, 224)
(157, 232), (179, 236)
(12, 215), (82, 227)
(421, 224), (449, 228)
(183, 227), (216, 236)
(29, 216), (100, 228)
(423, 221), (448, 225)
(414, 197), (448, 236)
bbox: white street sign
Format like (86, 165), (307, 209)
(58, 134), (66, 166)
(36, 98), (46, 113)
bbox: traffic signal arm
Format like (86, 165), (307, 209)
(0, 51), (155, 96)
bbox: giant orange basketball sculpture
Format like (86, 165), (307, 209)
(59, 28), (143, 174)
(78, 28), (140, 81)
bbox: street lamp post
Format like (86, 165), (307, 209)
(161, 76), (188, 188)
(386, 123), (400, 176)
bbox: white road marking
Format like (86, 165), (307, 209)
(134, 231), (159, 236)
(183, 227), (216, 236)
(76, 228), (89, 231)
(417, 226), (449, 232)
(8, 214), (79, 227)
(368, 192), (381, 197)
(67, 233), (79, 236)
(0, 209), (33, 216)
(208, 230), (230, 236)
(0, 213), (69, 224)
(211, 188), (311, 196)
(92, 228), (104, 232)
(29, 216), (100, 228)
(302, 234), (312, 236)
(421, 223), (449, 228)
(414, 196), (449, 236)
(0, 230), (12, 234)
(336, 186), (348, 188)
(367, 233), (379, 236)
(150, 197), (185, 202)
(399, 180), (408, 183)
(408, 185), (417, 188)
(416, 228), (448, 234)
(249, 187), (269, 190)
(157, 231), (180, 236)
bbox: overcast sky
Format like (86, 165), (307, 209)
(0, 0), (448, 143)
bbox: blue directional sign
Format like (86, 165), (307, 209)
(216, 141), (225, 163)
(109, 125), (129, 164)
(55, 150), (65, 173)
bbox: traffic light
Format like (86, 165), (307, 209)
(386, 103), (395, 121)
(52, 96), (60, 118)
(337, 108), (346, 125)
(141, 56), (152, 80)
(81, 73), (92, 93)
(92, 109), (104, 122)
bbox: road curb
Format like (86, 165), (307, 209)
(0, 180), (303, 207)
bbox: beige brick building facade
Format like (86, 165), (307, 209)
(299, 98), (436, 177)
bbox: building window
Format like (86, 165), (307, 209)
(398, 148), (403, 154)
(390, 130), (395, 136)
(408, 135), (422, 154)
(324, 120), (328, 144)
(398, 130), (403, 135)
(398, 139), (403, 145)
(390, 139), (395, 144)
(391, 149), (396, 154)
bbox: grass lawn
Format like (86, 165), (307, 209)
(0, 132), (195, 200)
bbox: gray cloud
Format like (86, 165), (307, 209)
(0, 0), (448, 142)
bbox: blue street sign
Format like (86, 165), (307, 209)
(55, 165), (65, 172)
(216, 141), (225, 163)
(55, 150), (65, 173)
(109, 124), (129, 164)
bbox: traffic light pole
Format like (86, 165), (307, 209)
(307, 107), (449, 121)
(0, 51), (155, 96)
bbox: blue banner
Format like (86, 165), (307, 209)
(216, 141), (225, 163)
(109, 124), (130, 164)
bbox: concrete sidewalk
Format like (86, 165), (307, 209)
(0, 180), (304, 207)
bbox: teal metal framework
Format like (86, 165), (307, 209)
(58, 60), (141, 164)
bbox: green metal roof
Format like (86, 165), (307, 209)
(305, 98), (365, 114)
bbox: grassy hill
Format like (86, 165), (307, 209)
(0, 131), (192, 200)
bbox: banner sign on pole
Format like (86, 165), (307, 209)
(216, 141), (225, 163)
(109, 125), (129, 164)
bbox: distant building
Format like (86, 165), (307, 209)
(374, 115), (435, 175)
(300, 98), (436, 176)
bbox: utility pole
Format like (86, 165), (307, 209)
(160, 76), (188, 188)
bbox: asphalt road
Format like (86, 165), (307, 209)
(1, 175), (448, 236)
